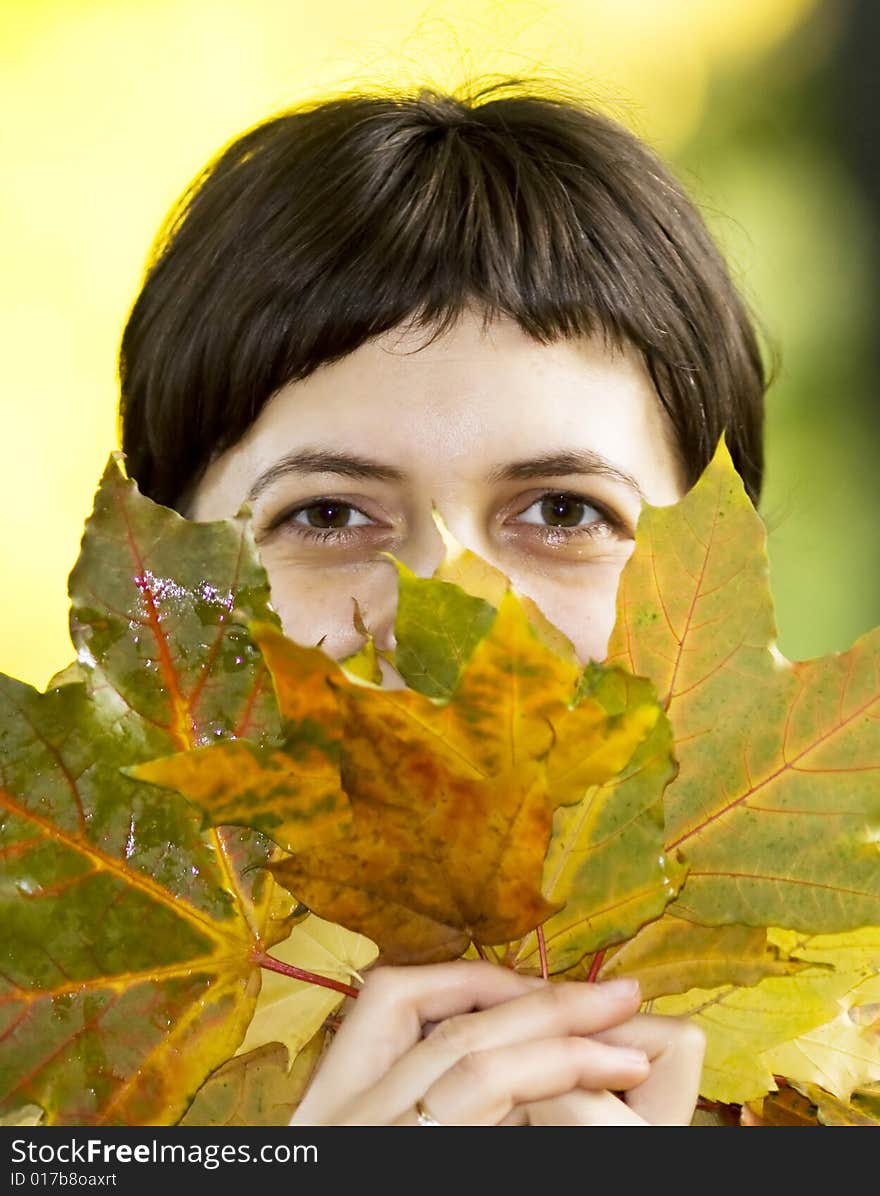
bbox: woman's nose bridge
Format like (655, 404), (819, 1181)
(361, 497), (464, 654)
(408, 500), (451, 578)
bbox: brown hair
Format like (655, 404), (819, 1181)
(118, 77), (767, 510)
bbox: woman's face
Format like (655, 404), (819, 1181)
(188, 308), (686, 680)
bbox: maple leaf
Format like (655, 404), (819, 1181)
(747, 1082), (824, 1126)
(179, 1035), (327, 1127)
(7, 437), (880, 1125)
(268, 648), (652, 960)
(363, 544), (685, 969)
(387, 511), (579, 699)
(140, 582), (663, 964)
(131, 635), (352, 855)
(0, 456), (350, 1125)
(795, 1080), (880, 1126)
(606, 436), (880, 932)
(235, 914), (376, 1061)
(651, 962), (880, 1105)
(512, 665), (685, 975)
(0, 671), (269, 1126)
(577, 917), (803, 1001)
(68, 454), (282, 755)
(583, 437), (880, 1107)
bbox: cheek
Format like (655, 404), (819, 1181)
(260, 552), (630, 670)
(505, 560), (630, 664)
(261, 558), (399, 659)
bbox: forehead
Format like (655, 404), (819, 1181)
(191, 309), (686, 511)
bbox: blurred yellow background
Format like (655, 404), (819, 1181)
(2, 0), (877, 688)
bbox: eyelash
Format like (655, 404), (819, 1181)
(265, 492), (624, 545)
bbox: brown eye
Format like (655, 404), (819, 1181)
(258, 498), (378, 543)
(517, 492), (603, 529)
(297, 501), (362, 529)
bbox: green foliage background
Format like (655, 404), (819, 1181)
(1, 0), (877, 680)
(673, 2), (880, 660)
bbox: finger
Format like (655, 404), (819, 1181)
(509, 1090), (649, 1126)
(365, 976), (643, 1117)
(388, 1035), (651, 1127)
(593, 1012), (706, 1125)
(294, 961), (546, 1114)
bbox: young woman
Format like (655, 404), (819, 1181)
(117, 78), (767, 1126)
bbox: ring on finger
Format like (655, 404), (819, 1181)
(415, 1097), (443, 1126)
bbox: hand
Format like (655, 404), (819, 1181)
(289, 960), (705, 1126)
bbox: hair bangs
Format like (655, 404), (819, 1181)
(119, 80), (766, 510)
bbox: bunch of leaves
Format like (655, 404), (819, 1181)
(0, 456), (374, 1126)
(2, 439), (879, 1126)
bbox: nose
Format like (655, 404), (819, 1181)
(375, 650), (407, 690)
(353, 501), (452, 688)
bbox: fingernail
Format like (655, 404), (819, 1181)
(596, 977), (640, 1001)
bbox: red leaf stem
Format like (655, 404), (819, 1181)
(252, 949), (359, 999)
(586, 949), (605, 982)
(536, 925), (548, 980)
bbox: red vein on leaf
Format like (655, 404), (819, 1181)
(115, 487), (195, 750)
(96, 972), (249, 1125)
(649, 539), (679, 644)
(660, 495), (720, 710)
(0, 786), (240, 948)
(234, 662), (269, 739)
(0, 1005), (30, 1044)
(541, 885), (666, 947)
(683, 869), (879, 898)
(779, 674), (805, 768)
(744, 803), (869, 815)
(687, 612), (729, 634)
(78, 656), (175, 739)
(789, 764), (880, 774)
(118, 487), (268, 940)
(15, 870), (99, 901)
(0, 954), (247, 1011)
(692, 564), (750, 601)
(11, 698), (88, 837)
(673, 728), (713, 746)
(669, 635), (747, 704)
(837, 645), (857, 728)
(680, 509), (710, 551)
(619, 576), (636, 674)
(187, 526), (247, 722)
(1, 993), (120, 1107)
(667, 685), (880, 850)
(518, 884), (665, 965)
(131, 573), (194, 746)
(741, 739), (754, 794)
(0, 836), (45, 860)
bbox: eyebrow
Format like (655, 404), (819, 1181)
(246, 450), (405, 504)
(245, 446), (646, 504)
(487, 450), (646, 500)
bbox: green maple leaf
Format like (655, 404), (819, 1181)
(593, 437), (880, 1106)
(5, 436), (880, 1123)
(0, 455), (343, 1126)
(606, 436), (880, 930)
(137, 587), (665, 963)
